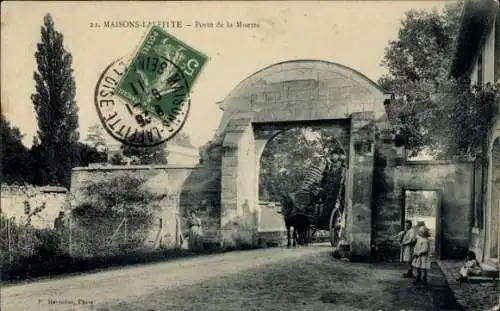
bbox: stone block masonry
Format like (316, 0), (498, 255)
(387, 161), (474, 260)
(345, 112), (376, 260)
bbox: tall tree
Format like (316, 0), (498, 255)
(378, 3), (463, 156)
(379, 1), (499, 158)
(31, 14), (79, 187)
(0, 115), (31, 184)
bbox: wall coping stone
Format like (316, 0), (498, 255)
(72, 164), (199, 171)
(1, 184), (69, 194)
(402, 160), (474, 166)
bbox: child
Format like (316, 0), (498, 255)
(398, 220), (417, 278)
(456, 251), (482, 283)
(412, 226), (431, 285)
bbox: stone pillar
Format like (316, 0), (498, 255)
(371, 128), (405, 261)
(346, 111), (375, 260)
(253, 138), (268, 245)
(220, 118), (256, 248)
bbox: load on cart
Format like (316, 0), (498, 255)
(280, 148), (347, 248)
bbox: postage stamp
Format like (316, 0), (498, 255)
(94, 58), (190, 147)
(115, 26), (208, 128)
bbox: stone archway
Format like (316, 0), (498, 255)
(215, 60), (393, 258)
(257, 123), (349, 245)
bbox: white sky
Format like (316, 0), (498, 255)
(1, 1), (449, 148)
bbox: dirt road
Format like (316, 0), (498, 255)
(1, 246), (329, 311)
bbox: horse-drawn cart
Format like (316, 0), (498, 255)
(292, 155), (347, 247)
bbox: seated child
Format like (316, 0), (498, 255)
(457, 251), (482, 282)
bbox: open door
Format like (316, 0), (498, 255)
(403, 189), (442, 260)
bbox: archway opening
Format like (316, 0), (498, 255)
(258, 125), (348, 244)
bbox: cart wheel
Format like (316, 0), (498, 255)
(329, 208), (341, 247)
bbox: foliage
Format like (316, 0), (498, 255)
(71, 142), (107, 166)
(429, 80), (499, 158)
(379, 1), (499, 158)
(85, 123), (107, 148)
(169, 132), (196, 148)
(74, 174), (165, 219)
(121, 143), (168, 165)
(378, 2), (464, 156)
(33, 228), (66, 260)
(30, 14), (79, 187)
(0, 212), (66, 264)
(109, 153), (126, 165)
(380, 3), (462, 85)
(71, 174), (166, 254)
(259, 127), (344, 202)
(0, 116), (31, 184)
(27, 141), (103, 185)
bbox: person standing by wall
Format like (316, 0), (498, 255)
(54, 211), (65, 232)
(188, 210), (202, 250)
(399, 220), (417, 278)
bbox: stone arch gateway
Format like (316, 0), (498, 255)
(185, 60), (398, 259)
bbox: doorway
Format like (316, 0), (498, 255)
(403, 189), (442, 260)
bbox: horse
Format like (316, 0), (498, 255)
(279, 193), (311, 247)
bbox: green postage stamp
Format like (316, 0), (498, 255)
(115, 26), (207, 127)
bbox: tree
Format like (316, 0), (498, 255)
(121, 143), (168, 165)
(71, 174), (166, 253)
(0, 116), (31, 184)
(71, 142), (107, 166)
(259, 127), (344, 202)
(378, 3), (463, 156)
(85, 123), (107, 148)
(31, 14), (79, 187)
(379, 1), (499, 158)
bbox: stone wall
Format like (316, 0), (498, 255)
(179, 137), (224, 247)
(470, 119), (500, 264)
(374, 160), (474, 260)
(0, 185), (69, 229)
(70, 165), (196, 256)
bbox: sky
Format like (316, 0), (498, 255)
(1, 1), (450, 148)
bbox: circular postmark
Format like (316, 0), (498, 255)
(94, 57), (190, 147)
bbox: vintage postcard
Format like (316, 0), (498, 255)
(1, 1), (499, 310)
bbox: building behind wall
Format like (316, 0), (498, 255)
(450, 0), (500, 271)
(106, 142), (200, 166)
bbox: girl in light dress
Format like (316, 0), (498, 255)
(412, 226), (431, 285)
